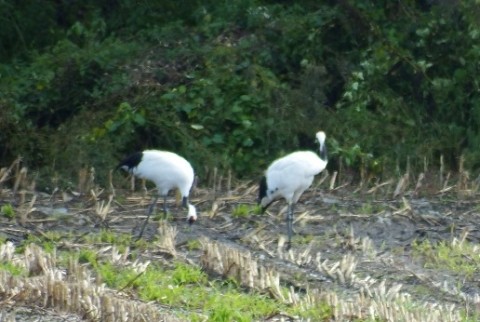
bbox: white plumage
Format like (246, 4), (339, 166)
(258, 131), (328, 249)
(116, 150), (197, 239)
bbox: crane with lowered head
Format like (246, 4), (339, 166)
(116, 150), (197, 239)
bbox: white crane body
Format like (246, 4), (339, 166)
(117, 149), (197, 239)
(264, 151), (326, 205)
(259, 132), (328, 249)
(129, 150), (194, 197)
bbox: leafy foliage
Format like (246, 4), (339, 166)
(1, 1), (480, 187)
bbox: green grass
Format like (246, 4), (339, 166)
(358, 200), (387, 215)
(153, 212), (173, 221)
(0, 261), (26, 276)
(78, 248), (99, 266)
(412, 238), (480, 279)
(0, 235), (415, 322)
(292, 234), (315, 245)
(232, 204), (263, 218)
(16, 233), (61, 254)
(203, 290), (281, 322)
(186, 239), (202, 251)
(172, 262), (207, 285)
(71, 254), (331, 321)
(460, 311), (480, 322)
(91, 259), (277, 319)
(1, 204), (15, 219)
(232, 204), (252, 218)
(83, 229), (132, 246)
(291, 300), (334, 321)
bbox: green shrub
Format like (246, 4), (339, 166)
(3, 1), (480, 188)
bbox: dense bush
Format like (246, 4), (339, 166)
(1, 0), (480, 188)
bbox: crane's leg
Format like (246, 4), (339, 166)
(182, 196), (188, 209)
(162, 195), (168, 219)
(137, 195), (159, 240)
(286, 203), (295, 250)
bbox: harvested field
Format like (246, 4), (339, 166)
(1, 162), (480, 321)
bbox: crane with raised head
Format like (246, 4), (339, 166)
(258, 131), (328, 249)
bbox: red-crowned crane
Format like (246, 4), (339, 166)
(116, 150), (197, 239)
(258, 131), (328, 250)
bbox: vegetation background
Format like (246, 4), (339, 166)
(1, 0), (479, 189)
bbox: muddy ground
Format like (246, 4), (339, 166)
(1, 174), (480, 320)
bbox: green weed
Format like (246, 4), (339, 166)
(359, 202), (385, 215)
(252, 204), (263, 215)
(17, 234), (58, 254)
(78, 248), (99, 267)
(0, 261), (26, 276)
(1, 204), (15, 219)
(186, 239), (202, 251)
(153, 211), (173, 221)
(460, 310), (480, 322)
(43, 231), (63, 241)
(83, 230), (132, 248)
(360, 202), (374, 214)
(204, 289), (281, 322)
(172, 262), (207, 285)
(85, 257), (288, 320)
(98, 262), (137, 287)
(232, 204), (257, 218)
(292, 300), (334, 320)
(0, 240), (338, 321)
(40, 231), (66, 253)
(292, 234), (314, 245)
(412, 239), (480, 278)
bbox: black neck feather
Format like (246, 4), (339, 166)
(116, 151), (143, 172)
(320, 144), (328, 162)
(258, 176), (267, 203)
